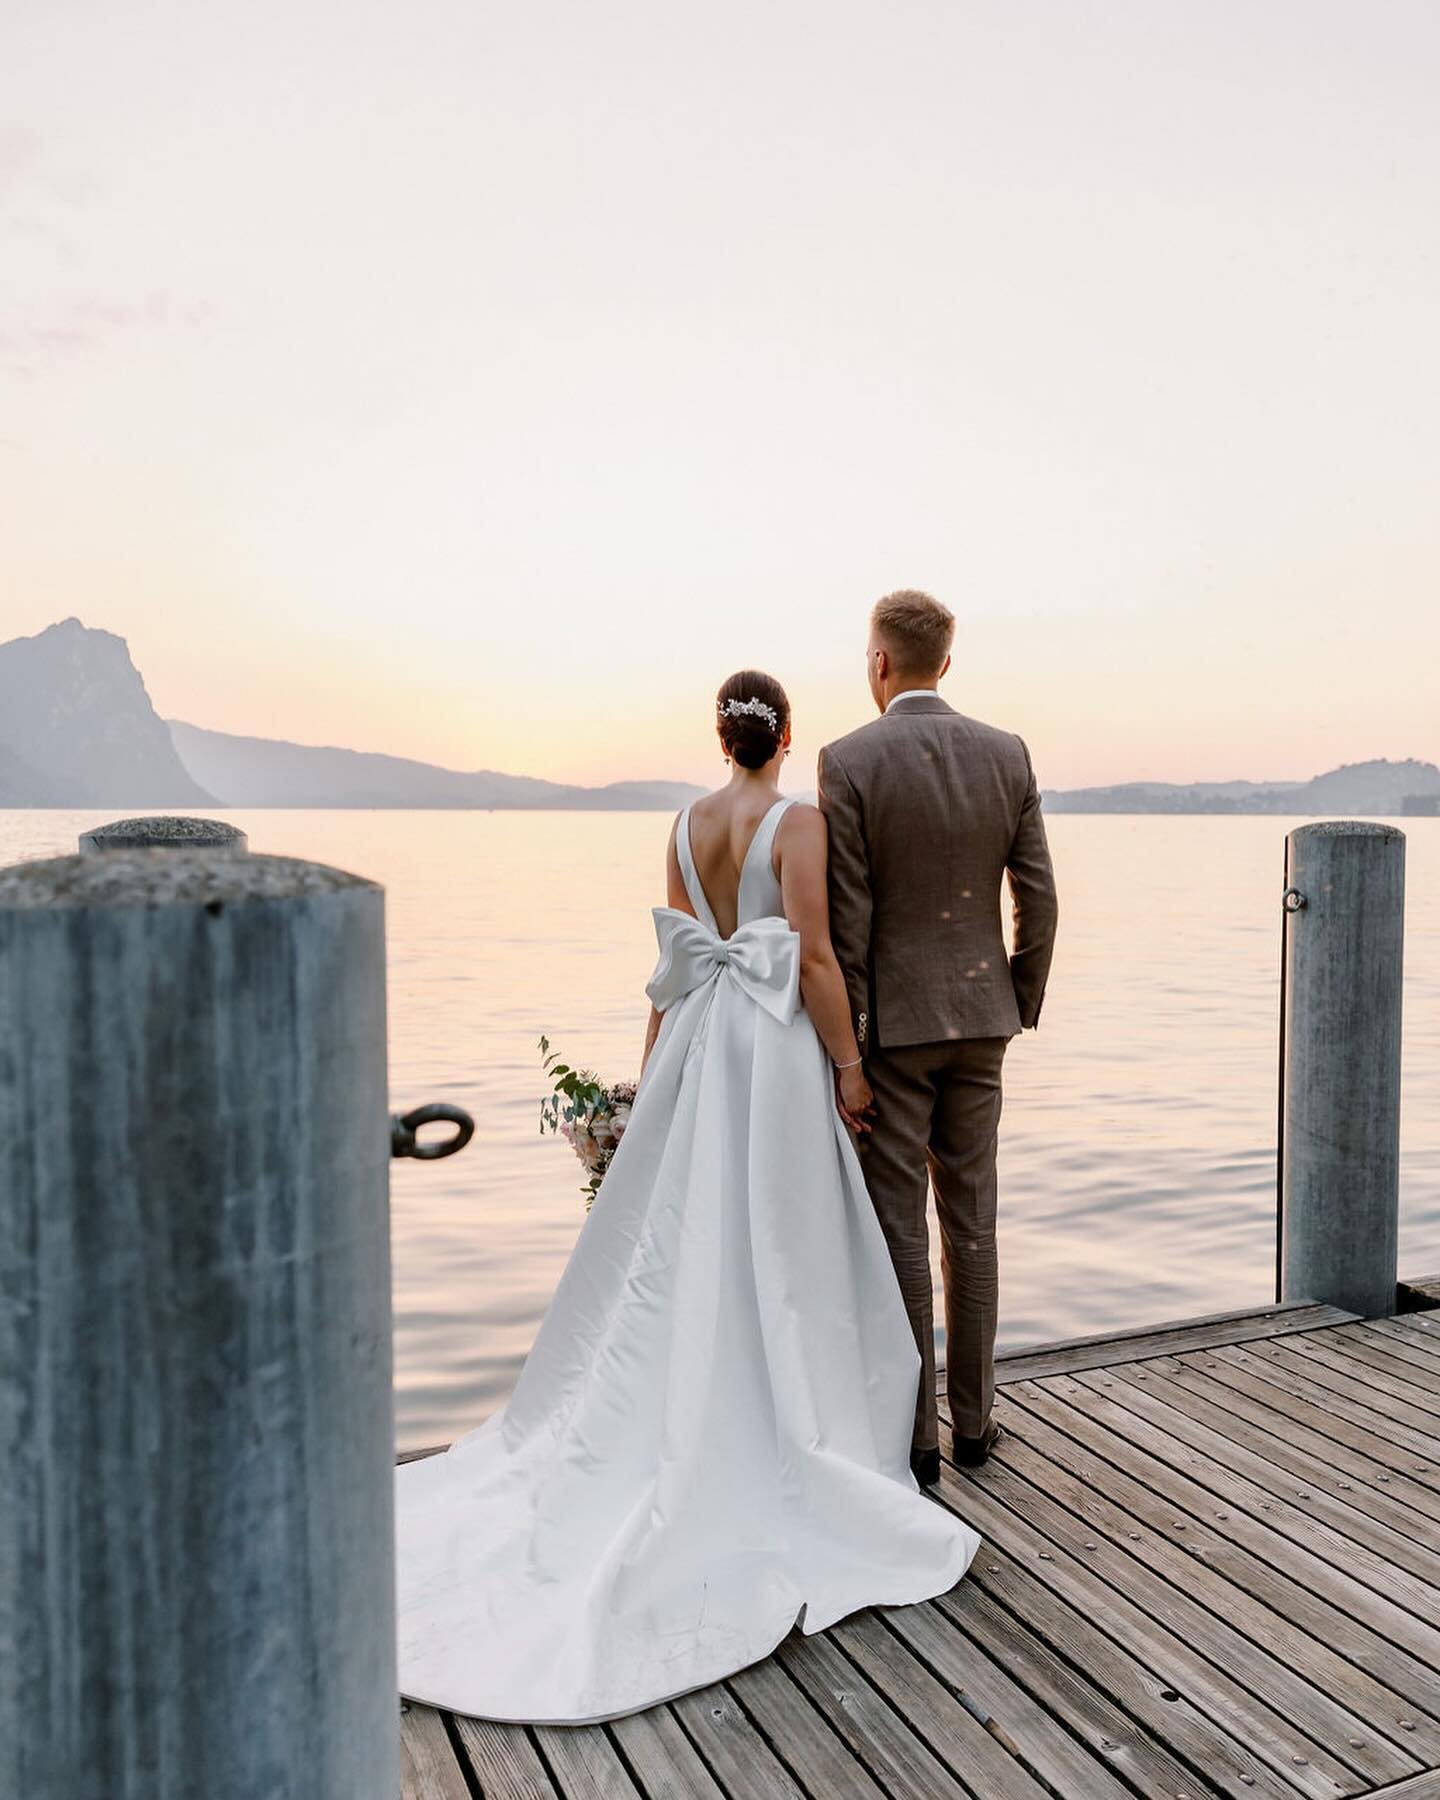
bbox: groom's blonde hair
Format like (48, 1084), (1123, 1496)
(871, 589), (954, 677)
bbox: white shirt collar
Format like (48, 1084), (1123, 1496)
(885, 688), (941, 714)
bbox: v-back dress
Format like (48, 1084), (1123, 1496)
(393, 797), (979, 1723)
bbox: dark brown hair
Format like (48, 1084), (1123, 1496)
(715, 669), (790, 769)
(871, 588), (955, 678)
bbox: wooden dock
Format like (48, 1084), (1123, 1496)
(400, 1290), (1440, 1800)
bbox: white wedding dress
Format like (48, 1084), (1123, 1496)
(394, 797), (979, 1723)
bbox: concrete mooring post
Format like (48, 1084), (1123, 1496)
(78, 814), (250, 855)
(1279, 820), (1405, 1319)
(0, 849), (397, 1800)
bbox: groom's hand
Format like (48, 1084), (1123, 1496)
(836, 1064), (875, 1134)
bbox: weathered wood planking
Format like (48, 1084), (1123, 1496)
(399, 1704), (471, 1800)
(990, 1299), (1359, 1384)
(1395, 1272), (1440, 1311)
(400, 1298), (1440, 1800)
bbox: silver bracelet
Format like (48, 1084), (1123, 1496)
(834, 1056), (863, 1071)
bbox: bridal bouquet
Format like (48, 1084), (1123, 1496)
(538, 1036), (637, 1208)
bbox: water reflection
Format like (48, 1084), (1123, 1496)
(3, 809), (1436, 1449)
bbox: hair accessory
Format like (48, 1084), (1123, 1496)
(718, 697), (780, 730)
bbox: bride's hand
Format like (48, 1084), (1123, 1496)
(836, 1064), (874, 1134)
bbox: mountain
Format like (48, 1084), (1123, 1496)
(1045, 760), (1440, 815)
(169, 721), (704, 811)
(0, 743), (86, 807)
(0, 619), (213, 807)
(4, 620), (1434, 818)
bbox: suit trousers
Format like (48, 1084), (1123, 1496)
(859, 1034), (1009, 1451)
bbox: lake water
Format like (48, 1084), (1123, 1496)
(3, 809), (1437, 1452)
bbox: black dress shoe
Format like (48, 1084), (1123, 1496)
(952, 1420), (1002, 1467)
(910, 1447), (942, 1487)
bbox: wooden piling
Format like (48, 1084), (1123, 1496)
(1279, 820), (1405, 1319)
(0, 849), (397, 1800)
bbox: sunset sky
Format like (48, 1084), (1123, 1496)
(3, 1), (1437, 790)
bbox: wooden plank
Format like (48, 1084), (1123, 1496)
(1167, 1349), (1440, 1542)
(1022, 1375), (1440, 1684)
(776, 1629), (976, 1800)
(1329, 1325), (1440, 1401)
(1187, 1344), (1440, 1521)
(1343, 1320), (1440, 1378)
(994, 1302), (1359, 1384)
(877, 1597), (1140, 1800)
(887, 1589), (1208, 1800)
(830, 1609), (1054, 1800)
(927, 1460), (1353, 1797)
(1324, 1324), (1440, 1404)
(1239, 1338), (1440, 1462)
(1271, 1331), (1440, 1426)
(609, 1706), (726, 1800)
(669, 1682), (810, 1800)
(945, 1425), (1399, 1789)
(1396, 1272), (1440, 1309)
(533, 1724), (643, 1799)
(398, 1443), (449, 1464)
(1377, 1315), (1440, 1370)
(992, 1384), (1440, 1763)
(727, 1654), (888, 1800)
(938, 1523), (1300, 1797)
(1093, 1362), (1440, 1605)
(401, 1704), (472, 1800)
(452, 1714), (560, 1798)
(1363, 1773), (1440, 1798)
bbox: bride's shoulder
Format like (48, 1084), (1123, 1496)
(775, 799), (824, 849)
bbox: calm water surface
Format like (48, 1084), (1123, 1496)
(4, 809), (1437, 1450)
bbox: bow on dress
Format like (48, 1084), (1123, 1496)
(645, 909), (801, 1025)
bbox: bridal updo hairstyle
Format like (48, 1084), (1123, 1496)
(716, 670), (790, 769)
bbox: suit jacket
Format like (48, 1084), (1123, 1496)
(818, 695), (1058, 1050)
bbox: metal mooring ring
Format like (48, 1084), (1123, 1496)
(1282, 886), (1308, 913)
(391, 1103), (476, 1161)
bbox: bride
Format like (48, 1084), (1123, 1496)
(394, 669), (979, 1724)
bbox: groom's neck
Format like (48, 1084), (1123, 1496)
(880, 680), (940, 711)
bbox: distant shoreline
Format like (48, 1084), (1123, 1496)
(3, 622), (1437, 816)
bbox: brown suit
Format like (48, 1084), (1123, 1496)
(818, 693), (1058, 1451)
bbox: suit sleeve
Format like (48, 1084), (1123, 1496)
(817, 744), (872, 1048)
(1006, 737), (1059, 1029)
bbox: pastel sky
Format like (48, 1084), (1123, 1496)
(3, 1), (1437, 790)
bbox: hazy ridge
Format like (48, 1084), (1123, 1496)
(1044, 761), (1440, 814)
(2, 619), (1436, 814)
(0, 620), (701, 811)
(169, 721), (704, 811)
(0, 619), (212, 807)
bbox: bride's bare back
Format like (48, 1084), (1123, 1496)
(680, 786), (786, 939)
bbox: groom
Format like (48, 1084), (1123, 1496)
(818, 590), (1058, 1485)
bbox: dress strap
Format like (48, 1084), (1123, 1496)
(674, 806), (719, 935)
(746, 797), (795, 875)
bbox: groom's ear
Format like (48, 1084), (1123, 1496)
(939, 652), (952, 679)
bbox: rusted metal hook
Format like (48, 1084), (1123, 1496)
(391, 1103), (475, 1161)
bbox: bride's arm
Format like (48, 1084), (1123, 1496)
(640, 815), (692, 1080)
(777, 805), (874, 1132)
(640, 1005), (663, 1079)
